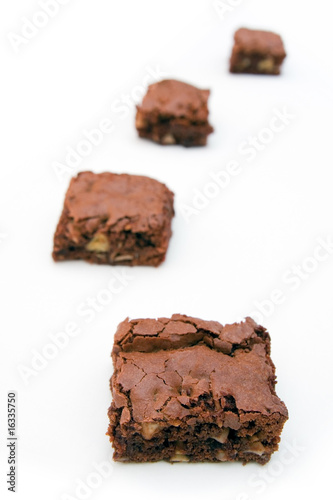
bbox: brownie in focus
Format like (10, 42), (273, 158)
(52, 171), (174, 267)
(107, 315), (288, 464)
(230, 28), (286, 75)
(135, 79), (213, 147)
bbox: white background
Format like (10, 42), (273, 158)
(1, 1), (333, 499)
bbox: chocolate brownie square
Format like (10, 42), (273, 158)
(107, 315), (288, 464)
(230, 28), (286, 75)
(135, 79), (213, 147)
(52, 171), (174, 267)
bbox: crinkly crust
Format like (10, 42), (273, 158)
(111, 315), (288, 423)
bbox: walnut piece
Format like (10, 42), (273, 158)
(86, 233), (110, 252)
(257, 57), (275, 72)
(216, 450), (228, 461)
(244, 442), (266, 456)
(141, 422), (162, 440)
(113, 255), (134, 262)
(212, 427), (229, 444)
(161, 133), (176, 145)
(170, 453), (190, 462)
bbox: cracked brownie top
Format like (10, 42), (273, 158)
(111, 315), (288, 425)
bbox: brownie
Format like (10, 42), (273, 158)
(230, 28), (286, 75)
(135, 79), (213, 147)
(107, 315), (288, 464)
(52, 171), (174, 267)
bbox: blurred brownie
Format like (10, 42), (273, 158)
(107, 315), (288, 464)
(136, 79), (213, 147)
(230, 28), (286, 75)
(52, 171), (174, 266)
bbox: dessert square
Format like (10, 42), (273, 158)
(107, 315), (288, 464)
(135, 79), (213, 147)
(230, 28), (286, 75)
(52, 171), (174, 267)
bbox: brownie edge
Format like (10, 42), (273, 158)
(107, 315), (288, 464)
